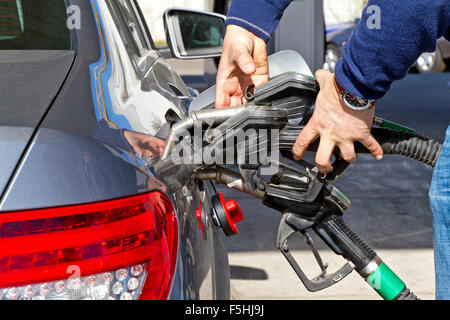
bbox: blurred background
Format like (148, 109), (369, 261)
(137, 0), (449, 92)
(138, 0), (366, 47)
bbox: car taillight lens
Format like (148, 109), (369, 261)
(0, 191), (177, 300)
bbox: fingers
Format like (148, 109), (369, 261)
(215, 87), (229, 109)
(361, 134), (384, 160)
(215, 45), (253, 108)
(315, 138), (335, 174)
(293, 124), (318, 160)
(292, 121), (357, 173)
(230, 95), (246, 107)
(215, 25), (269, 109)
(153, 138), (166, 155)
(215, 72), (231, 109)
(337, 142), (357, 163)
(233, 46), (255, 75)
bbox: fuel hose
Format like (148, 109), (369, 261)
(318, 215), (419, 300)
(277, 126), (442, 167)
(359, 127), (441, 167)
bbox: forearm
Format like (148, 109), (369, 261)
(225, 0), (293, 41)
(335, 0), (450, 100)
(91, 119), (134, 152)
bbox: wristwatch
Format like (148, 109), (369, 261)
(334, 76), (376, 111)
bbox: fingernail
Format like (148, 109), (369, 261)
(376, 155), (383, 160)
(245, 63), (254, 71)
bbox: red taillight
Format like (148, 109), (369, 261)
(0, 191), (178, 300)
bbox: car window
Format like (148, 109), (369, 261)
(108, 0), (163, 77)
(112, 0), (149, 57)
(0, 0), (71, 50)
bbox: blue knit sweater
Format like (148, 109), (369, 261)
(226, 0), (450, 100)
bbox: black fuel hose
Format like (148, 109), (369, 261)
(363, 127), (441, 167)
(277, 126), (442, 167)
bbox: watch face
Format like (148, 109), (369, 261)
(343, 92), (370, 109)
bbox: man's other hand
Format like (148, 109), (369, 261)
(215, 25), (269, 108)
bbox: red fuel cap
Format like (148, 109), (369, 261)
(212, 192), (243, 236)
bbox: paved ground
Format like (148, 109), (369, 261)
(172, 58), (450, 300)
(228, 249), (435, 300)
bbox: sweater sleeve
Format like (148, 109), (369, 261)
(225, 0), (293, 42)
(91, 119), (134, 153)
(335, 0), (450, 100)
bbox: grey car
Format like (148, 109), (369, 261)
(0, 0), (231, 300)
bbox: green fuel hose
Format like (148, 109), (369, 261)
(318, 215), (419, 300)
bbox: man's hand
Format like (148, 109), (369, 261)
(124, 130), (166, 161)
(293, 69), (383, 174)
(215, 25), (269, 108)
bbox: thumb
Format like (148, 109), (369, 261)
(233, 46), (256, 75)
